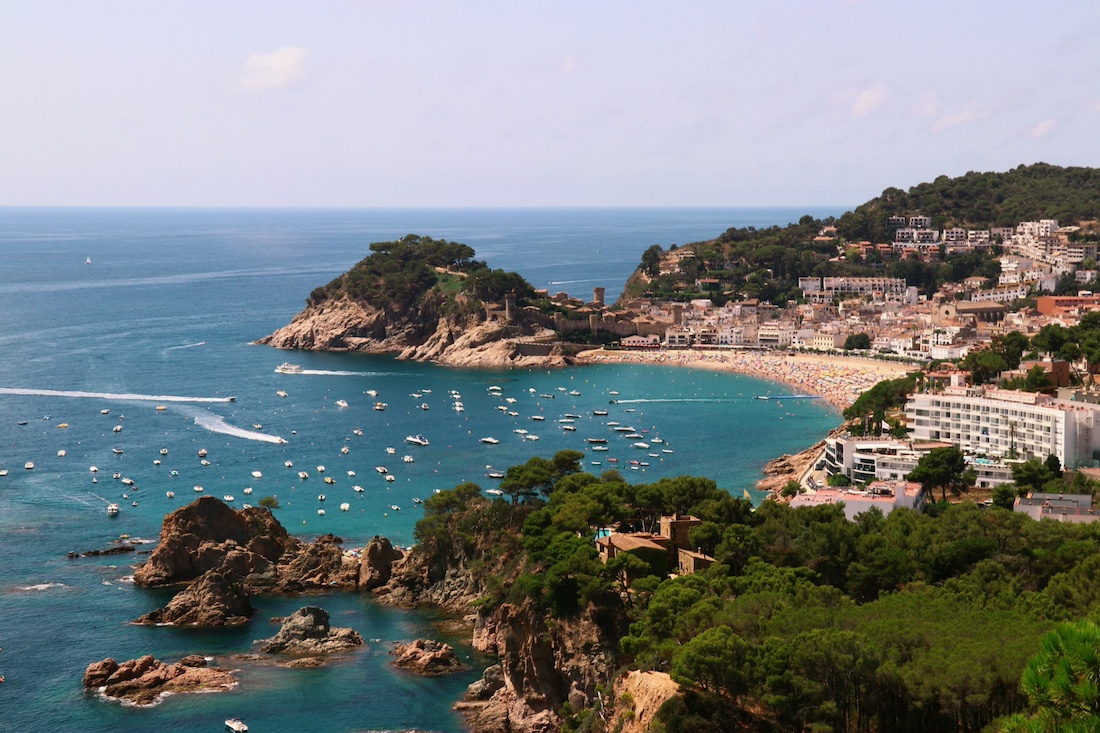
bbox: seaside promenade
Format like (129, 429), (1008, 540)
(579, 348), (914, 411)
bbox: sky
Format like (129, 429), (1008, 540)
(1, 1), (1098, 208)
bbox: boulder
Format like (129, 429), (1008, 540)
(392, 638), (467, 677)
(134, 568), (254, 626)
(359, 536), (401, 590)
(260, 606), (364, 656)
(275, 535), (358, 591)
(83, 654), (236, 707)
(466, 663), (505, 701)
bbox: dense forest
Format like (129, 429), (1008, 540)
(415, 450), (1100, 733)
(305, 234), (537, 314)
(623, 164), (1100, 306)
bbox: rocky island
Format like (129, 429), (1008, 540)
(259, 234), (576, 368)
(83, 654), (237, 707)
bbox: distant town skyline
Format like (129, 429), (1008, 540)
(2, 1), (1098, 208)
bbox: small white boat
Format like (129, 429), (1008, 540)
(317, 509), (326, 516)
(89, 466), (98, 473)
(170, 470), (178, 477)
(453, 404), (465, 412)
(480, 437), (499, 445)
(112, 425), (122, 433)
(488, 472), (505, 479)
(223, 495), (234, 502)
(193, 485), (203, 492)
(531, 415), (545, 421)
(166, 491), (175, 498)
(402, 455), (414, 463)
(24, 462), (33, 470)
(385, 447), (396, 455)
(275, 362), (303, 374)
(385, 475), (395, 482)
(225, 717), (248, 733)
(100, 409), (110, 414)
(365, 389), (378, 397)
(340, 502), (350, 512)
(484, 489), (504, 496)
(525, 434), (539, 441)
(405, 434), (429, 446)
(298, 471), (309, 480)
(318, 494), (326, 501)
(389, 504), (400, 511)
(106, 503), (119, 517)
(508, 411), (519, 417)
(335, 400), (348, 408)
(243, 487), (253, 495)
(505, 397), (517, 404)
(0, 469), (7, 477)
(373, 402), (387, 411)
(57, 449), (66, 457)
(251, 470), (262, 479)
(513, 428), (528, 435)
(197, 449), (208, 457)
(347, 470), (356, 477)
(563, 425), (577, 432)
(252, 423), (263, 430)
(200, 459), (211, 466)
(650, 437), (664, 444)
(353, 485), (364, 492)
(121, 477), (134, 486)
(353, 428), (363, 436)
(341, 446), (349, 455)
(324, 476), (335, 484)
(662, 449), (674, 454)
(112, 448), (124, 455)
(375, 466), (388, 474)
(420, 403), (429, 410)
(496, 405), (508, 412)
(276, 390), (288, 398)
(160, 448), (169, 455)
(284, 460), (294, 468)
(632, 442), (650, 449)
(592, 446), (609, 452)
(317, 465), (325, 473)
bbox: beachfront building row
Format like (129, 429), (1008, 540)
(822, 435), (1017, 487)
(905, 385), (1100, 468)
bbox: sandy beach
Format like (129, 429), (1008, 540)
(578, 348), (915, 412)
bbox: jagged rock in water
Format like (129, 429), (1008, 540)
(275, 534), (358, 591)
(359, 535), (402, 590)
(465, 663), (505, 701)
(82, 654), (236, 706)
(134, 568), (254, 627)
(260, 606), (364, 656)
(134, 496), (296, 587)
(391, 638), (467, 676)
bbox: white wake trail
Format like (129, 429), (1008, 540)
(609, 398), (739, 404)
(191, 411), (287, 444)
(0, 387), (235, 403)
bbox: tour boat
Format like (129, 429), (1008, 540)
(275, 362), (303, 374)
(405, 434), (429, 446)
(106, 503), (119, 517)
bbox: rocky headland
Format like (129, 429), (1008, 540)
(83, 654), (236, 706)
(132, 497), (398, 626)
(256, 234), (573, 368)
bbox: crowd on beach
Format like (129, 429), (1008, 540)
(586, 349), (911, 411)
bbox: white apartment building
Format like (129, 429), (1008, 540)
(824, 435), (1018, 487)
(757, 323), (794, 348)
(906, 386), (1100, 467)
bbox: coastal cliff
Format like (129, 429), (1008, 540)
(257, 234), (573, 368)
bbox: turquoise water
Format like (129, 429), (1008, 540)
(0, 207), (840, 732)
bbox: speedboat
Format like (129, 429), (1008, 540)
(225, 718), (248, 733)
(317, 465), (325, 473)
(112, 425), (122, 433)
(375, 466), (388, 474)
(593, 410), (608, 416)
(57, 449), (66, 457)
(284, 460), (294, 468)
(480, 437), (499, 445)
(197, 449), (207, 457)
(569, 390), (581, 396)
(586, 437), (608, 444)
(324, 476), (335, 484)
(200, 459), (211, 466)
(373, 402), (387, 411)
(275, 363), (303, 374)
(243, 487), (253, 494)
(341, 446), (349, 455)
(24, 461), (34, 470)
(365, 389), (378, 397)
(112, 448), (124, 455)
(525, 434), (539, 441)
(347, 470), (356, 477)
(353, 485), (364, 492)
(402, 455), (414, 463)
(298, 471), (309, 480)
(531, 415), (545, 421)
(335, 400), (348, 408)
(160, 448), (168, 455)
(632, 442), (650, 449)
(251, 470), (262, 479)
(276, 390), (288, 398)
(592, 445), (609, 452)
(488, 472), (505, 479)
(317, 509), (325, 516)
(223, 495), (234, 502)
(193, 485), (203, 492)
(353, 428), (363, 436)
(562, 425), (576, 432)
(166, 491), (175, 498)
(385, 474), (395, 482)
(340, 502), (350, 512)
(405, 434), (429, 446)
(106, 503), (119, 517)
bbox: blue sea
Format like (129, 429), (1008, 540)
(0, 207), (841, 732)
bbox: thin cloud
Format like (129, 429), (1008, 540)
(236, 46), (307, 93)
(931, 103), (989, 133)
(913, 93), (939, 118)
(851, 83), (887, 117)
(1031, 118), (1057, 139)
